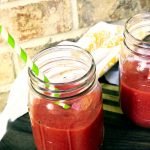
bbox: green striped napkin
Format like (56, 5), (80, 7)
(102, 83), (122, 114)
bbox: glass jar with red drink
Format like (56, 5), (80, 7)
(119, 13), (150, 127)
(28, 45), (104, 150)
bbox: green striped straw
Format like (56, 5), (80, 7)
(0, 25), (70, 110)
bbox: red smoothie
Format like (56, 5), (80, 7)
(29, 84), (103, 150)
(120, 60), (150, 127)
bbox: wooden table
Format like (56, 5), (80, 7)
(1, 83), (150, 150)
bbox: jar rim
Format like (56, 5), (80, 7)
(125, 12), (150, 46)
(28, 44), (95, 85)
(124, 13), (150, 58)
(28, 45), (96, 99)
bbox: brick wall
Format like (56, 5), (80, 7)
(0, 0), (149, 111)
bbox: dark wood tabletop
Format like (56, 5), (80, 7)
(1, 83), (150, 150)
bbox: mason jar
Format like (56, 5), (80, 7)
(28, 45), (104, 150)
(119, 13), (150, 127)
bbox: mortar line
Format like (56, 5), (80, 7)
(70, 0), (79, 30)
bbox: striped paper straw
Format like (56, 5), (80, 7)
(0, 25), (70, 110)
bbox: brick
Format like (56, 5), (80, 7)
(140, 0), (149, 8)
(77, 0), (149, 28)
(0, 0), (72, 42)
(140, 0), (150, 10)
(19, 27), (88, 58)
(0, 92), (9, 112)
(110, 0), (150, 21)
(0, 51), (15, 85)
(77, 0), (118, 27)
(78, 0), (113, 27)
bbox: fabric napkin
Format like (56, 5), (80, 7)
(0, 22), (124, 140)
(0, 67), (28, 140)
